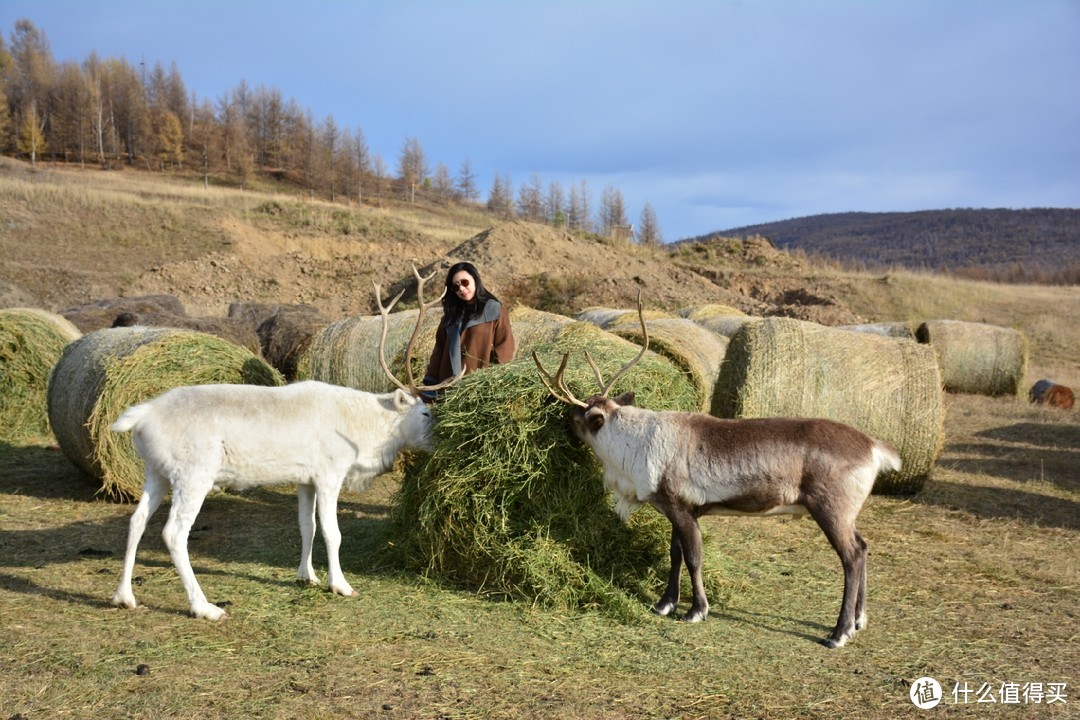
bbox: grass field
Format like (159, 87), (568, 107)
(1, 388), (1076, 719)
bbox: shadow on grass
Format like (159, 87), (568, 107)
(0, 441), (102, 501)
(975, 422), (1080, 451)
(710, 606), (830, 646)
(913, 480), (1080, 530)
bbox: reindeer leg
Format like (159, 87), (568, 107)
(652, 524), (682, 617)
(671, 508), (708, 623)
(316, 483), (356, 598)
(112, 468), (168, 610)
(812, 510), (865, 648)
(162, 473), (223, 620)
(296, 484), (320, 586)
(854, 528), (868, 631)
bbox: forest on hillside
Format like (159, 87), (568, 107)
(0, 19), (663, 244)
(694, 208), (1080, 285)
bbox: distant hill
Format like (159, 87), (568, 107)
(688, 208), (1080, 283)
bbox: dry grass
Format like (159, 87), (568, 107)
(2, 386), (1077, 718)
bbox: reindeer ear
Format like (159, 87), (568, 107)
(612, 391), (635, 406)
(585, 410), (606, 433)
(393, 388), (415, 411)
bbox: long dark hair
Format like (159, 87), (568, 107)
(442, 261), (498, 324)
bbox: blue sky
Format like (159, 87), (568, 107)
(3, 0), (1078, 241)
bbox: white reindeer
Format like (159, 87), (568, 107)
(110, 266), (458, 620)
(534, 296), (901, 648)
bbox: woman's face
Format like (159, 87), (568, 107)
(450, 270), (476, 303)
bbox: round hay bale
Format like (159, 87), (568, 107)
(915, 320), (1028, 397)
(606, 315), (729, 412)
(0, 308), (82, 442)
(389, 325), (721, 619)
(575, 306), (677, 329)
(692, 315), (764, 338)
(111, 312), (263, 356)
(61, 294), (187, 333)
(678, 304), (747, 321)
(227, 301), (323, 333)
(509, 305), (579, 356)
(256, 305), (328, 381)
(713, 317), (943, 495)
(295, 308), (441, 392)
(838, 322), (916, 339)
(46, 327), (283, 500)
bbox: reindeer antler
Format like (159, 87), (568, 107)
(375, 263), (464, 395)
(533, 290), (650, 405)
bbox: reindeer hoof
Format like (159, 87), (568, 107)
(652, 600), (677, 617)
(680, 609), (708, 623)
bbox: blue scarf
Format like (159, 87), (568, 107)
(446, 299), (503, 376)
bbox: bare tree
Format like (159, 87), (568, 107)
(371, 153), (388, 205)
(352, 126), (370, 204)
(568, 179), (592, 232)
(487, 173), (514, 218)
(598, 185), (630, 239)
(545, 179), (566, 226)
(456, 157), (479, 202)
(638, 202), (663, 246)
(516, 173), (544, 222)
(397, 136), (428, 203)
(432, 162), (454, 204)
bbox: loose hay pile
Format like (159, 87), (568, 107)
(47, 327), (283, 500)
(916, 319), (1028, 397)
(713, 317), (943, 494)
(295, 309), (441, 391)
(0, 308), (82, 442)
(389, 324), (723, 620)
(606, 314), (729, 412)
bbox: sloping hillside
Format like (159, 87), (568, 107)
(697, 208), (1080, 277)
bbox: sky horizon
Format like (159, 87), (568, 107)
(2, 1), (1077, 241)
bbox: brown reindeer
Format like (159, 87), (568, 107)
(534, 295), (900, 647)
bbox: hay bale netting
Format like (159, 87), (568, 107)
(694, 314), (763, 338)
(678, 304), (747, 321)
(713, 317), (943, 495)
(111, 311), (263, 356)
(255, 305), (328, 381)
(61, 294), (187, 333)
(389, 323), (726, 619)
(47, 327), (283, 500)
(575, 306), (677, 329)
(0, 308), (83, 442)
(915, 320), (1029, 397)
(295, 309), (441, 392)
(838, 322), (917, 339)
(606, 314), (729, 412)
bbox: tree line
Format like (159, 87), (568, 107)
(0, 19), (663, 244)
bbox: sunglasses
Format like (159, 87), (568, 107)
(451, 278), (471, 290)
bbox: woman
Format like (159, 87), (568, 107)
(422, 261), (515, 394)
